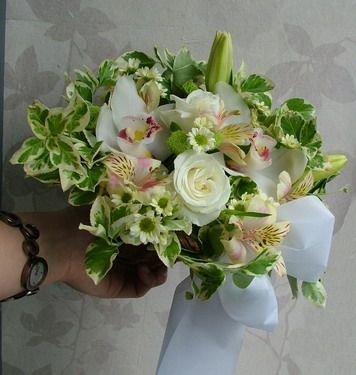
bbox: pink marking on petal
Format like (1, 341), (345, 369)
(259, 146), (270, 160)
(145, 116), (161, 138)
(137, 157), (152, 169)
(118, 128), (134, 143)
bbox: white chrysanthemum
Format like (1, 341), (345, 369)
(188, 127), (216, 153)
(281, 134), (300, 149)
(136, 66), (162, 81)
(130, 210), (164, 244)
(156, 81), (169, 98)
(193, 116), (216, 129)
(151, 195), (174, 216)
(116, 57), (140, 74)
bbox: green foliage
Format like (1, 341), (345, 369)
(97, 59), (119, 87)
(281, 98), (315, 121)
(230, 176), (258, 199)
(240, 74), (275, 93)
(68, 187), (98, 206)
(236, 249), (280, 276)
(156, 233), (181, 267)
(85, 238), (119, 285)
(198, 223), (225, 258)
(190, 263), (226, 300)
(232, 272), (254, 289)
(120, 51), (156, 68)
(301, 280), (327, 307)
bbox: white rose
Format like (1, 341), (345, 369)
(173, 151), (231, 226)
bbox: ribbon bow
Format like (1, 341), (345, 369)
(157, 196), (335, 375)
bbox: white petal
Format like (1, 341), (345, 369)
(111, 76), (146, 126)
(249, 149), (307, 198)
(96, 104), (118, 152)
(117, 137), (152, 158)
(215, 82), (250, 123)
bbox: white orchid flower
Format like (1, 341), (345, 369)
(96, 76), (170, 160)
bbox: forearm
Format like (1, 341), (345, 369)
(0, 208), (92, 300)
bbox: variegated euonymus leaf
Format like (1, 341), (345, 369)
(155, 233), (181, 267)
(161, 217), (192, 235)
(85, 238), (120, 285)
(97, 59), (119, 87)
(301, 280), (327, 307)
(68, 187), (98, 206)
(191, 263), (225, 300)
(237, 249), (280, 276)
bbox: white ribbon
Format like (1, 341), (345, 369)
(156, 196), (335, 374)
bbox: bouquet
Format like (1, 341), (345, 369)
(12, 31), (347, 373)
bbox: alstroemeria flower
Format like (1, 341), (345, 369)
(105, 152), (163, 194)
(277, 170), (314, 203)
(96, 76), (170, 160)
(223, 194), (290, 264)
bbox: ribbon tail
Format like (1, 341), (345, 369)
(156, 277), (245, 375)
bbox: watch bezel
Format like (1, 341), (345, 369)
(21, 257), (48, 291)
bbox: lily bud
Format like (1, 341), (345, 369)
(312, 154), (348, 182)
(206, 31), (233, 92)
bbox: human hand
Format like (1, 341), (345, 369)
(65, 242), (168, 298)
(21, 208), (167, 299)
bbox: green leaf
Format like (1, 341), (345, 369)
(172, 48), (205, 93)
(45, 110), (66, 135)
(288, 275), (298, 299)
(97, 59), (119, 87)
(220, 209), (272, 218)
(77, 165), (105, 192)
(241, 74), (274, 93)
(162, 218), (192, 235)
(90, 196), (111, 228)
(58, 168), (86, 192)
(53, 136), (83, 172)
(192, 263), (225, 300)
(280, 112), (305, 140)
(68, 187), (98, 206)
(301, 280), (327, 307)
(34, 170), (60, 184)
(198, 223), (224, 258)
(121, 51), (156, 68)
(300, 118), (317, 146)
(232, 272), (254, 288)
(27, 101), (50, 139)
(239, 249), (280, 276)
(85, 238), (119, 285)
(164, 48), (176, 69)
(24, 149), (57, 176)
(10, 137), (45, 164)
(156, 233), (181, 267)
(74, 67), (98, 92)
(230, 176), (258, 199)
(74, 81), (93, 102)
(65, 95), (90, 133)
(281, 98), (315, 121)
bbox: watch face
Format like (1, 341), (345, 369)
(28, 259), (48, 290)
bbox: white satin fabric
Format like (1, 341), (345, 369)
(157, 196), (335, 374)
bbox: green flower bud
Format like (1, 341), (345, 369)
(206, 31), (233, 92)
(312, 154), (348, 181)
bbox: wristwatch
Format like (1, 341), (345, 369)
(0, 210), (48, 302)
